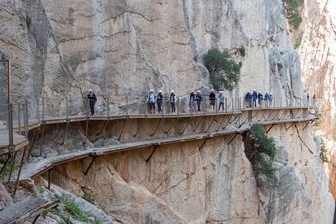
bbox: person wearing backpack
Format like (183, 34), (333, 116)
(156, 90), (163, 114)
(169, 90), (176, 113)
(146, 90), (156, 114)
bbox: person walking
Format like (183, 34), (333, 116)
(218, 91), (225, 111)
(157, 90), (163, 113)
(189, 91), (196, 112)
(195, 90), (202, 112)
(87, 89), (97, 115)
(252, 89), (258, 107)
(146, 90), (156, 114)
(209, 89), (216, 111)
(264, 92), (270, 107)
(169, 90), (176, 113)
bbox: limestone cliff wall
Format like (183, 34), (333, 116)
(44, 123), (333, 224)
(0, 0), (334, 223)
(298, 0), (336, 197)
(0, 0), (303, 117)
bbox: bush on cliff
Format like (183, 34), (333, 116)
(244, 123), (277, 181)
(202, 48), (241, 91)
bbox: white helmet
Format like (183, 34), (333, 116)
(171, 90), (174, 93)
(89, 89), (92, 92)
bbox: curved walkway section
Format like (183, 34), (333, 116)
(16, 107), (316, 181)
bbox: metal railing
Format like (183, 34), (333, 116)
(0, 94), (312, 126)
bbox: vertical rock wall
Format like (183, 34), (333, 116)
(0, 0), (304, 117)
(298, 0), (336, 197)
(45, 124), (333, 223)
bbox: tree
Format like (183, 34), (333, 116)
(202, 48), (241, 91)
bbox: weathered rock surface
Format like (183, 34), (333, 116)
(0, 0), (304, 118)
(0, 0), (334, 223)
(43, 123), (333, 224)
(298, 0), (336, 198)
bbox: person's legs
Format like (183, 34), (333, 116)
(90, 103), (94, 115)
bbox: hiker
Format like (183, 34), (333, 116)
(258, 91), (263, 107)
(87, 89), (97, 115)
(269, 93), (273, 106)
(245, 91), (252, 107)
(252, 89), (258, 107)
(209, 89), (216, 111)
(146, 89), (156, 114)
(264, 92), (270, 107)
(195, 90), (202, 112)
(169, 90), (176, 113)
(157, 90), (163, 113)
(218, 91), (225, 111)
(189, 91), (196, 112)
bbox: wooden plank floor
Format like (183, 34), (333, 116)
(0, 129), (28, 153)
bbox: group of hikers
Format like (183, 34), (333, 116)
(146, 88), (226, 114)
(245, 89), (273, 107)
(87, 88), (274, 115)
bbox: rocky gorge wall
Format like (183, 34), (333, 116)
(298, 0), (336, 197)
(41, 123), (333, 223)
(0, 0), (334, 223)
(0, 0), (304, 117)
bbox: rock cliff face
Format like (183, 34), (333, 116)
(0, 0), (334, 223)
(0, 0), (304, 116)
(298, 0), (336, 197)
(44, 123), (333, 224)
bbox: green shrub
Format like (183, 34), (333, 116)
(291, 12), (302, 30)
(26, 14), (32, 28)
(0, 156), (19, 179)
(246, 124), (277, 181)
(283, 0), (302, 30)
(50, 195), (91, 223)
(202, 48), (241, 91)
(320, 140), (328, 162)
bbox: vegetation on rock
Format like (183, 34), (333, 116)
(283, 0), (302, 30)
(202, 48), (241, 91)
(244, 123), (277, 181)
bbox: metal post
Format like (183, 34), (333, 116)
(24, 99), (29, 138)
(17, 103), (21, 134)
(65, 97), (69, 119)
(8, 103), (13, 147)
(126, 95), (129, 116)
(107, 98), (110, 117)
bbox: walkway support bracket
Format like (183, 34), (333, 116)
(84, 153), (97, 176)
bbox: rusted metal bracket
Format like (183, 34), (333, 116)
(228, 133), (238, 145)
(265, 124), (275, 134)
(118, 118), (128, 141)
(13, 146), (27, 196)
(145, 144), (159, 163)
(286, 122), (296, 131)
(84, 153), (97, 176)
(7, 149), (17, 183)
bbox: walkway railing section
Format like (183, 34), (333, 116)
(0, 94), (313, 149)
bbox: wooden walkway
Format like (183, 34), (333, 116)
(0, 196), (58, 224)
(0, 106), (316, 223)
(0, 130), (28, 153)
(0, 106), (316, 180)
